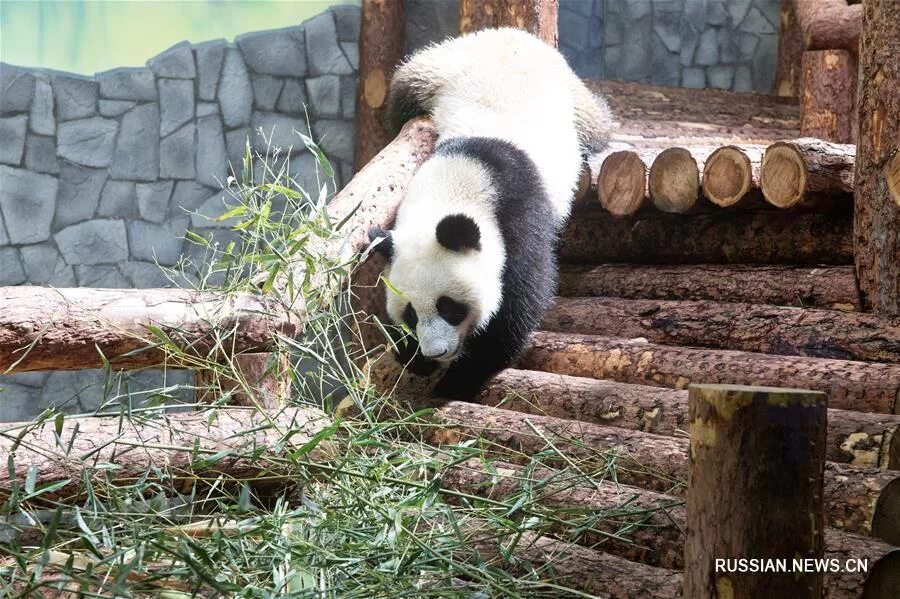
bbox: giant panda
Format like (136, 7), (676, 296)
(369, 27), (613, 400)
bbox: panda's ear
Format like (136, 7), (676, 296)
(368, 227), (394, 259)
(436, 214), (481, 253)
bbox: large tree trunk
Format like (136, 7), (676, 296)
(477, 368), (900, 469)
(0, 287), (298, 373)
(541, 297), (900, 363)
(800, 50), (857, 143)
(355, 0), (405, 169)
(559, 207), (853, 265)
(854, 0), (900, 315)
(459, 0), (558, 46)
(520, 331), (900, 414)
(684, 385), (826, 598)
(558, 264), (861, 309)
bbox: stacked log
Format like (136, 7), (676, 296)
(700, 145), (765, 207)
(596, 150), (646, 215)
(760, 138), (855, 208)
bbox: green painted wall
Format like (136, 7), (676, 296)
(0, 0), (354, 75)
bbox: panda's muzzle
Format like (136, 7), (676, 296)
(417, 318), (461, 362)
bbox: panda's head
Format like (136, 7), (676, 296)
(369, 155), (505, 363)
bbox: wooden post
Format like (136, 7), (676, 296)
(800, 49), (857, 143)
(459, 0), (558, 47)
(776, 0), (803, 97)
(355, 0), (405, 170)
(854, 0), (900, 315)
(684, 384), (826, 599)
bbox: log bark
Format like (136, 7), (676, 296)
(792, 0), (862, 51)
(685, 385), (826, 599)
(520, 331), (900, 415)
(558, 264), (861, 310)
(559, 207), (853, 264)
(776, 0), (804, 97)
(541, 297), (900, 363)
(459, 0), (558, 46)
(195, 352), (290, 409)
(417, 399), (900, 540)
(701, 145), (765, 207)
(355, 0), (405, 169)
(478, 368), (900, 469)
(597, 151), (646, 215)
(854, 0), (900, 315)
(0, 406), (331, 499)
(441, 460), (900, 598)
(648, 148), (699, 213)
(0, 287), (298, 373)
(800, 50), (858, 143)
(759, 139), (855, 208)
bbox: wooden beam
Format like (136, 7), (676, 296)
(792, 0), (862, 51)
(459, 0), (558, 46)
(800, 49), (858, 143)
(854, 0), (900, 315)
(685, 384), (826, 598)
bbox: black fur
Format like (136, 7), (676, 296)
(414, 137), (558, 400)
(368, 227), (394, 259)
(436, 214), (481, 252)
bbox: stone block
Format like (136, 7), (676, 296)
(706, 0), (728, 25)
(0, 165), (57, 244)
(653, 7), (682, 53)
(0, 210), (6, 245)
(755, 0), (780, 30)
(97, 180), (136, 218)
(55, 162), (108, 228)
(727, 0), (751, 26)
(276, 79), (307, 115)
(194, 39), (227, 102)
(196, 102), (218, 117)
(20, 243), (75, 286)
(0, 63), (34, 114)
(127, 217), (189, 265)
(219, 48), (253, 128)
(172, 180), (216, 213)
(120, 260), (175, 288)
(739, 6), (775, 34)
(0, 115), (27, 165)
(694, 28), (719, 65)
(74, 265), (128, 288)
(305, 12), (353, 76)
(24, 134), (59, 174)
(57, 116), (118, 168)
(42, 370), (108, 413)
(340, 42), (359, 70)
(0, 380), (41, 422)
(111, 103), (160, 181)
(236, 27), (306, 77)
(148, 40), (197, 78)
(136, 180), (174, 223)
(250, 111), (308, 154)
(251, 75), (284, 111)
(225, 127), (251, 175)
(305, 75), (340, 118)
(718, 27), (739, 63)
(341, 76), (357, 120)
(0, 247), (25, 285)
(625, 0), (652, 20)
(738, 32), (760, 62)
(160, 122), (197, 180)
(196, 114), (227, 188)
(650, 38), (681, 87)
(97, 67), (157, 101)
(55, 219), (129, 265)
(604, 12), (624, 46)
(331, 4), (361, 42)
(191, 191), (239, 228)
(681, 67), (706, 88)
(559, 7), (591, 45)
(159, 78), (194, 137)
(99, 99), (136, 117)
(733, 65), (754, 92)
(50, 73), (98, 121)
(707, 65), (735, 89)
(29, 77), (55, 135)
(752, 33), (777, 93)
(312, 119), (354, 164)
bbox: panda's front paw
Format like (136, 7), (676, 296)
(433, 375), (480, 401)
(394, 340), (440, 376)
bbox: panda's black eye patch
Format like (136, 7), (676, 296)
(402, 303), (418, 329)
(437, 296), (468, 326)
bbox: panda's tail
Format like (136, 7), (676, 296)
(572, 78), (615, 156)
(385, 42), (452, 136)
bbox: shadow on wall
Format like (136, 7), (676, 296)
(0, 3), (361, 422)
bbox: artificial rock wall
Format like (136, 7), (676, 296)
(0, 4), (360, 422)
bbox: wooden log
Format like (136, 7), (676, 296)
(776, 0), (804, 97)
(685, 384), (826, 598)
(0, 406), (331, 499)
(559, 207), (853, 265)
(442, 460), (900, 599)
(800, 50), (858, 143)
(459, 0), (558, 46)
(701, 145), (765, 207)
(355, 0), (405, 169)
(0, 287), (298, 373)
(759, 138), (855, 208)
(648, 148), (699, 213)
(520, 331), (900, 415)
(541, 297), (900, 363)
(558, 264), (862, 310)
(418, 400), (900, 542)
(597, 150), (646, 215)
(792, 0), (862, 52)
(855, 0), (900, 315)
(478, 368), (900, 469)
(195, 352), (290, 409)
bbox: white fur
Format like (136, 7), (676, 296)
(384, 154), (506, 360)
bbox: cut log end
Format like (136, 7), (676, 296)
(648, 147), (699, 213)
(761, 142), (808, 208)
(864, 549), (900, 599)
(597, 150), (646, 215)
(887, 151), (900, 208)
(873, 477), (900, 546)
(702, 146), (752, 207)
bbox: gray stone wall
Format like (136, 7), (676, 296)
(0, 4), (360, 422)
